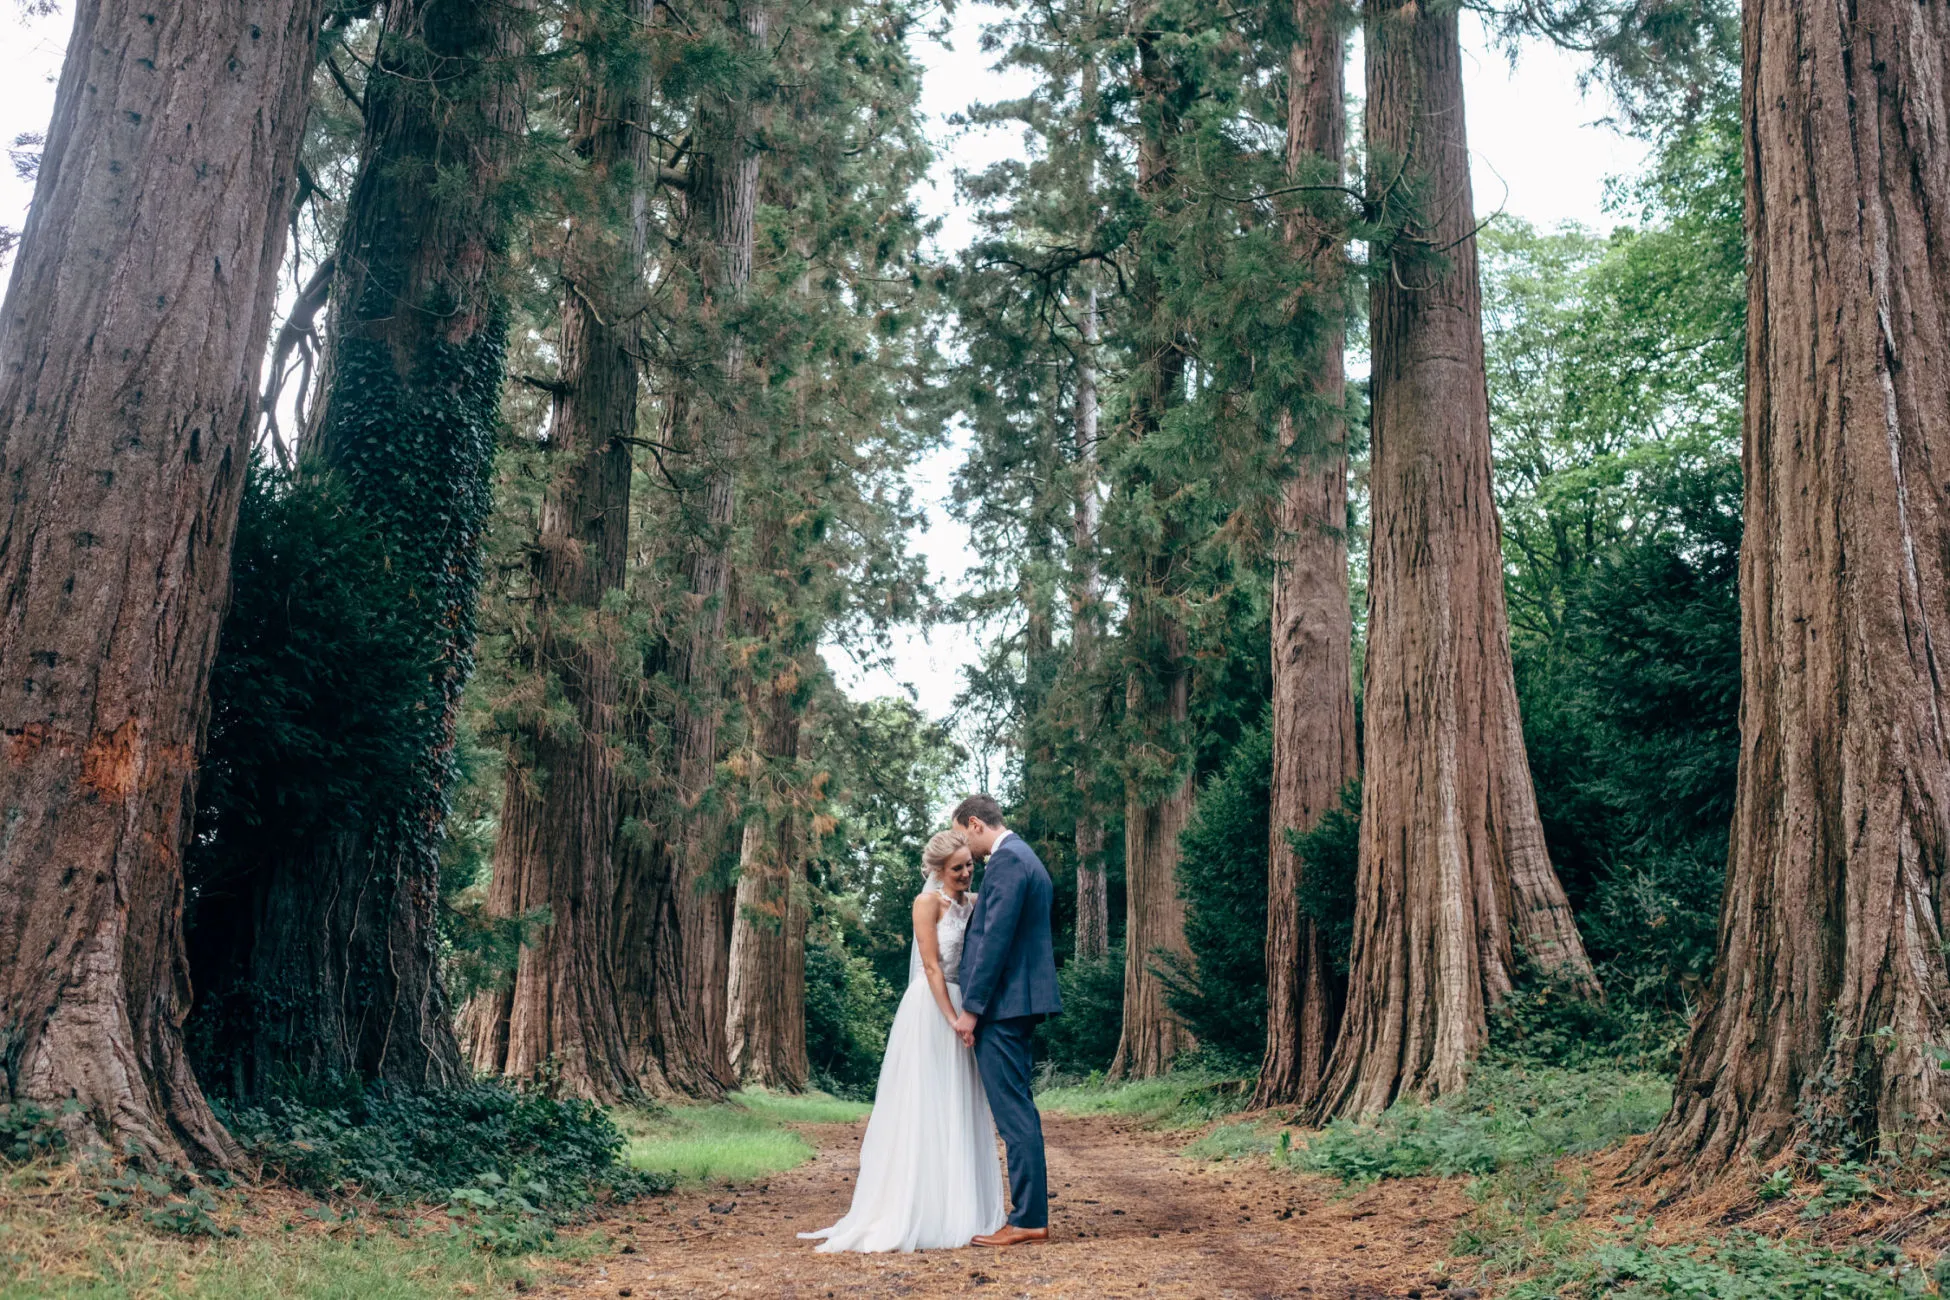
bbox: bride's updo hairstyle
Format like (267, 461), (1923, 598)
(921, 828), (967, 879)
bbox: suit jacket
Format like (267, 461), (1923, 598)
(960, 832), (1062, 1022)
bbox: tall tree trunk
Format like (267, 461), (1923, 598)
(1071, 281), (1109, 965)
(1109, 18), (1196, 1079)
(616, 0), (767, 1096)
(1257, 0), (1356, 1110)
(459, 1), (651, 1102)
(1111, 633), (1197, 1079)
(725, 659), (810, 1091)
(1309, 0), (1596, 1120)
(0, 0), (323, 1164)
(231, 0), (529, 1092)
(1640, 0), (1950, 1175)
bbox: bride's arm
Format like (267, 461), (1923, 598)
(911, 894), (960, 1029)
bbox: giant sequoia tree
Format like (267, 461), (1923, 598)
(461, 1), (652, 1102)
(1108, 8), (1199, 1080)
(0, 0), (324, 1162)
(612, 0), (771, 1097)
(1310, 0), (1596, 1119)
(1257, 0), (1357, 1109)
(1641, 0), (1950, 1172)
(212, 0), (532, 1091)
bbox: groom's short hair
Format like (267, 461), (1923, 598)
(951, 794), (1004, 829)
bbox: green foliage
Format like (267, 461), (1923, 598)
(1482, 89), (1746, 1051)
(0, 1100), (71, 1163)
(802, 922), (895, 1100)
(1037, 944), (1126, 1077)
(219, 1082), (666, 1252)
(1506, 1231), (1934, 1299)
(1288, 781), (1361, 977)
(1169, 721), (1271, 1069)
(93, 1169), (233, 1240)
(185, 465), (444, 1075)
(1295, 1064), (1670, 1184)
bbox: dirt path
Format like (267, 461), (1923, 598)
(540, 1114), (1469, 1299)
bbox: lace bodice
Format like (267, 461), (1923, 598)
(917, 886), (976, 984)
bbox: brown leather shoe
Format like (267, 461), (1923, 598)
(971, 1226), (1049, 1247)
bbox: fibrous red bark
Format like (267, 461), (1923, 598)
(460, 1), (652, 1103)
(616, 0), (768, 1097)
(0, 0), (324, 1164)
(726, 660), (810, 1091)
(1640, 0), (1950, 1174)
(1309, 0), (1596, 1120)
(1257, 0), (1356, 1110)
(1108, 14), (1197, 1081)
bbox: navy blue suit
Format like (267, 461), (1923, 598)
(960, 831), (1061, 1229)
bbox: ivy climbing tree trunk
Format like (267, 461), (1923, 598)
(0, 0), (324, 1163)
(616, 0), (768, 1097)
(1639, 0), (1950, 1175)
(459, 0), (651, 1103)
(1257, 0), (1355, 1110)
(225, 0), (531, 1092)
(1109, 14), (1196, 1080)
(1309, 0), (1596, 1121)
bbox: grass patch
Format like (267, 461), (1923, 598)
(0, 1159), (574, 1299)
(1295, 1064), (1670, 1183)
(1182, 1121), (1279, 1163)
(1036, 1070), (1253, 1129)
(619, 1089), (867, 1186)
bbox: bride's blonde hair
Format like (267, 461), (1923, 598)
(921, 827), (967, 878)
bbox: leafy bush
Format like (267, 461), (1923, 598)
(1038, 943), (1125, 1077)
(804, 923), (896, 1100)
(220, 1081), (667, 1250)
(1508, 1230), (1932, 1299)
(1288, 781), (1360, 977)
(1169, 722), (1270, 1069)
(0, 1100), (71, 1163)
(1296, 1064), (1670, 1183)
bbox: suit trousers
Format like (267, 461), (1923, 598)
(974, 1015), (1047, 1229)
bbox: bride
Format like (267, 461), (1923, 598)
(799, 828), (1007, 1252)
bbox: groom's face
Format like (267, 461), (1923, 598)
(957, 817), (999, 859)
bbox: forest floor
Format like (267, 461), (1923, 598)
(538, 1110), (1472, 1299)
(11, 1070), (1950, 1297)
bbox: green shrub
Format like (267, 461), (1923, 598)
(1288, 781), (1360, 977)
(1169, 722), (1270, 1070)
(1508, 1230), (1931, 1299)
(1296, 1064), (1670, 1184)
(0, 1100), (72, 1163)
(219, 1081), (667, 1251)
(1038, 943), (1125, 1076)
(804, 924), (896, 1100)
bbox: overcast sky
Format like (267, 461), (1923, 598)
(0, 4), (1646, 730)
(835, 5), (1648, 723)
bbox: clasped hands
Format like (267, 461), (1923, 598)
(951, 1010), (979, 1048)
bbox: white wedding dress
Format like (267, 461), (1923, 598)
(799, 885), (1007, 1252)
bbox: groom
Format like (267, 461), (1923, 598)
(951, 795), (1061, 1247)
